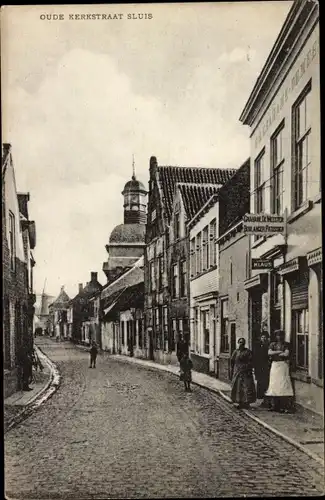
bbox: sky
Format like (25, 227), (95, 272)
(2, 1), (293, 299)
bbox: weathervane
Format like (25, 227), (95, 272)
(132, 154), (136, 180)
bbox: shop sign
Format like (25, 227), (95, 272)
(243, 213), (285, 235)
(252, 258), (273, 270)
(307, 247), (322, 267)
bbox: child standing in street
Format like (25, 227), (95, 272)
(89, 341), (98, 368)
(180, 352), (193, 392)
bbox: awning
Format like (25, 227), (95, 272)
(307, 247), (322, 267)
(244, 273), (268, 291)
(277, 256), (307, 276)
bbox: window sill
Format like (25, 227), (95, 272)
(190, 265), (218, 281)
(291, 370), (311, 384)
(288, 200), (313, 224)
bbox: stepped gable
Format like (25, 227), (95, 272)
(51, 286), (70, 308)
(157, 165), (236, 221)
(177, 183), (220, 221)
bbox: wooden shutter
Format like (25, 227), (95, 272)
(291, 270), (309, 310)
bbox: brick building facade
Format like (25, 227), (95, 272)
(3, 144), (36, 397)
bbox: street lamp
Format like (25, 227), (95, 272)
(130, 307), (136, 357)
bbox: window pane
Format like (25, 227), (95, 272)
(298, 99), (306, 138)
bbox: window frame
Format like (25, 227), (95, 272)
(254, 149), (266, 214)
(209, 219), (217, 268)
(271, 122), (285, 215)
(293, 308), (309, 371)
(292, 81), (312, 211)
(180, 260), (187, 298)
(220, 298), (229, 353)
(202, 309), (210, 355)
(172, 263), (179, 298)
(202, 226), (209, 271)
(190, 238), (196, 277)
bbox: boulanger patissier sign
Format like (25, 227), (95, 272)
(243, 214), (285, 235)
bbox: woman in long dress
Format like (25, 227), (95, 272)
(231, 338), (256, 409)
(265, 330), (294, 413)
(253, 332), (271, 407)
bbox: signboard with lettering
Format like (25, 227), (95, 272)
(243, 214), (285, 235)
(252, 258), (273, 270)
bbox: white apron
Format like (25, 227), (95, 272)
(265, 360), (294, 397)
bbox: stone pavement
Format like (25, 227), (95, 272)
(111, 354), (324, 464)
(4, 346), (56, 432)
(4, 338), (324, 499)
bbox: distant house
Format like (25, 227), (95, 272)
(100, 256), (144, 355)
(49, 286), (70, 339)
(69, 272), (102, 345)
(2, 143), (37, 397)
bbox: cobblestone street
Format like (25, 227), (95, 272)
(5, 339), (324, 499)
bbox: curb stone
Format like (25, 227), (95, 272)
(113, 354), (324, 467)
(5, 346), (61, 433)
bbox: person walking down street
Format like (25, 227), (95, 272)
(89, 341), (98, 368)
(254, 332), (271, 408)
(231, 338), (256, 410)
(265, 330), (295, 413)
(55, 331), (60, 342)
(17, 343), (33, 391)
(179, 352), (193, 392)
(177, 337), (187, 363)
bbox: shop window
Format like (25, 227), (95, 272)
(221, 299), (229, 353)
(271, 123), (285, 215)
(293, 308), (309, 371)
(255, 150), (266, 213)
(202, 309), (210, 354)
(293, 81), (312, 210)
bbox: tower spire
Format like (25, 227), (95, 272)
(132, 154), (136, 180)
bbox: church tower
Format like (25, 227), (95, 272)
(103, 157), (148, 282)
(122, 156), (147, 224)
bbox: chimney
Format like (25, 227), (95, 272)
(78, 283), (83, 293)
(61, 285), (65, 292)
(150, 156), (157, 175)
(91, 272), (98, 282)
